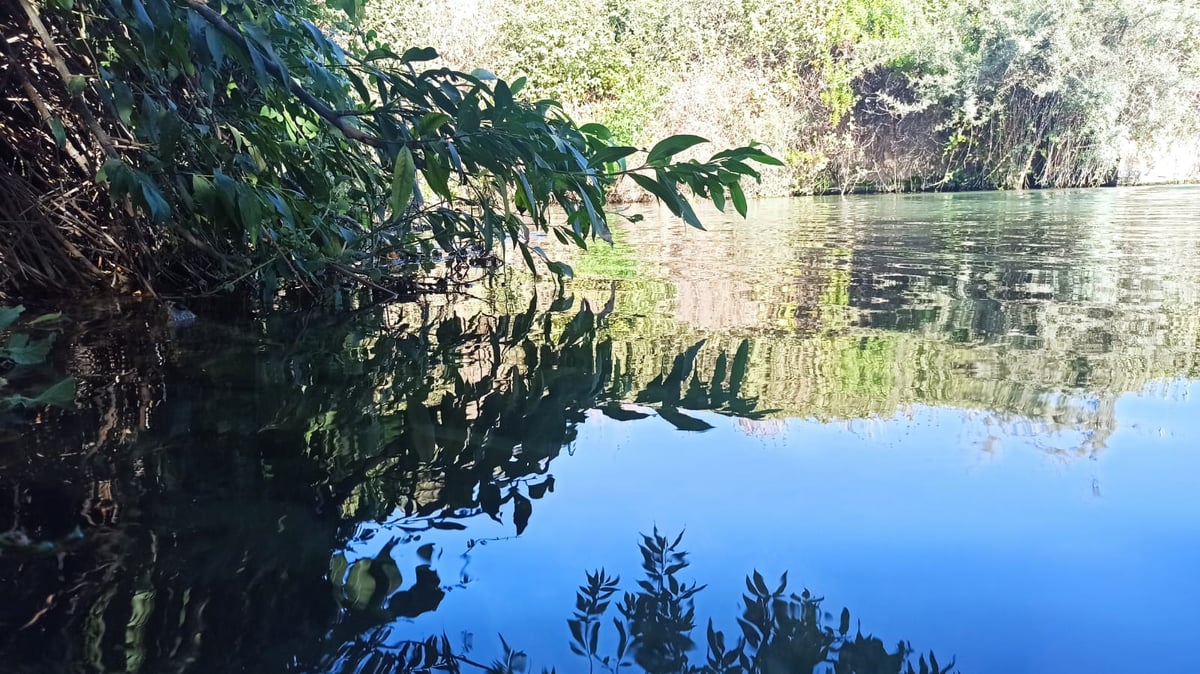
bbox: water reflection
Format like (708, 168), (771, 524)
(3, 187), (1200, 673)
(0, 292), (776, 673)
(326, 530), (957, 674)
(573, 187), (1200, 453)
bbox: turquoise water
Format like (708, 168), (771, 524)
(3, 187), (1199, 673)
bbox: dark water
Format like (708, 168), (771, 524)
(3, 187), (1200, 673)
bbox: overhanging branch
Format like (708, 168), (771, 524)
(180, 0), (386, 148)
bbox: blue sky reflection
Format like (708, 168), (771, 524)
(346, 379), (1200, 674)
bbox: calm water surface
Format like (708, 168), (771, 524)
(3, 187), (1199, 673)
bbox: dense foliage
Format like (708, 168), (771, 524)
(368, 0), (1200, 195)
(0, 0), (775, 297)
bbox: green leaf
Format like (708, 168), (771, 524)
(577, 186), (610, 243)
(0, 305), (24, 331)
(400, 46), (439, 63)
(100, 158), (129, 194)
(456, 92), (480, 132)
(546, 260), (574, 277)
(493, 79), (513, 114)
(139, 180), (171, 223)
(245, 43), (268, 85)
(414, 112), (451, 136)
(130, 0), (153, 31)
(158, 111), (181, 160)
(204, 25), (226, 69)
(241, 24), (289, 85)
(628, 173), (681, 216)
(713, 146), (785, 168)
(709, 177), (726, 212)
(192, 175), (217, 213)
(236, 187), (263, 241)
(3, 333), (52, 365)
(26, 312), (63, 326)
(422, 151), (452, 201)
(745, 149), (784, 166)
(345, 69), (372, 104)
(516, 239), (537, 274)
(579, 123), (612, 140)
(587, 146), (638, 169)
(678, 197), (704, 230)
(390, 147), (416, 217)
(49, 118), (66, 150)
(334, 0), (363, 19)
(729, 180), (748, 218)
(31, 377), (75, 407)
(646, 134), (709, 165)
(111, 81), (134, 126)
(516, 171), (539, 221)
(722, 159), (761, 179)
(363, 47), (402, 61)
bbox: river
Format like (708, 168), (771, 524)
(2, 186), (1199, 673)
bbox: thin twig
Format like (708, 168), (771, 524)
(195, 257), (276, 296)
(329, 262), (400, 299)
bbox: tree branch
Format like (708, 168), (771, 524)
(1, 52), (93, 176)
(17, 0), (118, 160)
(180, 0), (386, 148)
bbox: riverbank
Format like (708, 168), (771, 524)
(5, 0), (1198, 302)
(368, 0), (1200, 197)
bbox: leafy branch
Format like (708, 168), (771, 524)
(5, 0), (780, 296)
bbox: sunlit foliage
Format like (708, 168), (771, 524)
(366, 0), (1200, 194)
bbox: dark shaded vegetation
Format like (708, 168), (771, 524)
(0, 292), (778, 672)
(0, 293), (955, 673)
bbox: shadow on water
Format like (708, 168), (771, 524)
(0, 292), (950, 673)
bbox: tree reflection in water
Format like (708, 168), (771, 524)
(328, 530), (957, 674)
(0, 293), (953, 673)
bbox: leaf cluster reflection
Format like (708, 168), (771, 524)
(328, 530), (957, 674)
(0, 294), (780, 673)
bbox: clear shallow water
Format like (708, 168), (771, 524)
(3, 186), (1200, 673)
